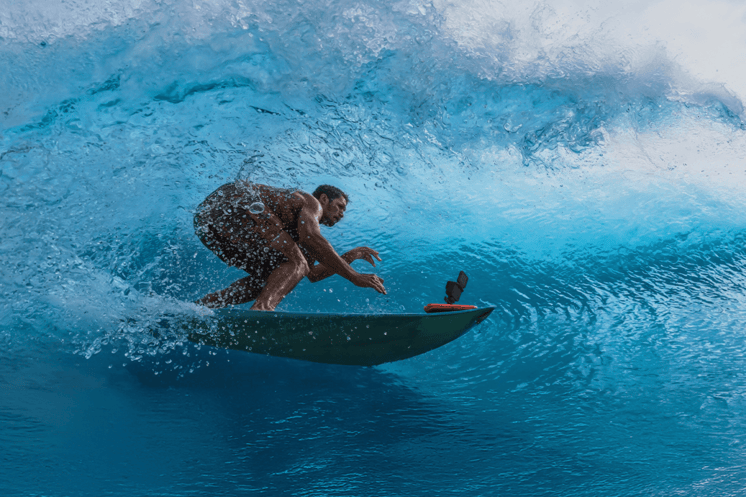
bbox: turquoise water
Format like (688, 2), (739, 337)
(3, 0), (746, 495)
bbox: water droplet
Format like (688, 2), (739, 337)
(249, 202), (265, 214)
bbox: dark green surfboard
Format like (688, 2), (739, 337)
(187, 306), (495, 366)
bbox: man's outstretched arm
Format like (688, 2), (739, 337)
(307, 247), (382, 283)
(298, 198), (386, 294)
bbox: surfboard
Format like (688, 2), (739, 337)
(187, 306), (495, 366)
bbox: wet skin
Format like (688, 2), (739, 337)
(197, 183), (386, 310)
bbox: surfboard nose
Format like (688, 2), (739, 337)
(475, 308), (494, 324)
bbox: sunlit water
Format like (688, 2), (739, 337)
(2, 0), (746, 495)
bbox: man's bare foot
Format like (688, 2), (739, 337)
(249, 302), (274, 311)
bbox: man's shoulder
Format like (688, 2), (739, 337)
(291, 190), (318, 207)
(237, 182), (319, 212)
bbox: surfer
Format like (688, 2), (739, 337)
(194, 181), (387, 310)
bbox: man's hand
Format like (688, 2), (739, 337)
(346, 248), (386, 294)
(344, 247), (382, 267)
(352, 273), (387, 295)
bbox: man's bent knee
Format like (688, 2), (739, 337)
(294, 258), (310, 279)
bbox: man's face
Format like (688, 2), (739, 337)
(320, 195), (347, 226)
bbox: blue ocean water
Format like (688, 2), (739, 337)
(3, 0), (746, 495)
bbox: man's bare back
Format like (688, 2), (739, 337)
(194, 182), (386, 310)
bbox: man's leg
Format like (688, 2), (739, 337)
(197, 230), (308, 310)
(195, 210), (309, 310)
(196, 274), (264, 308)
(250, 230), (309, 311)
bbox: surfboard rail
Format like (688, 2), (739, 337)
(187, 306), (495, 366)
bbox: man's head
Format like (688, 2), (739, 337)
(313, 185), (349, 227)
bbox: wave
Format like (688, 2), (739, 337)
(1, 0), (746, 367)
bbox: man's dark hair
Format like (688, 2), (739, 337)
(312, 185), (349, 203)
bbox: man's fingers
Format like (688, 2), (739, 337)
(376, 276), (386, 294)
(356, 273), (386, 294)
(367, 248), (382, 261)
(365, 274), (386, 294)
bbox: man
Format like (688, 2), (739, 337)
(194, 181), (386, 310)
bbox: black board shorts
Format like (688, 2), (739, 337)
(193, 209), (288, 282)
